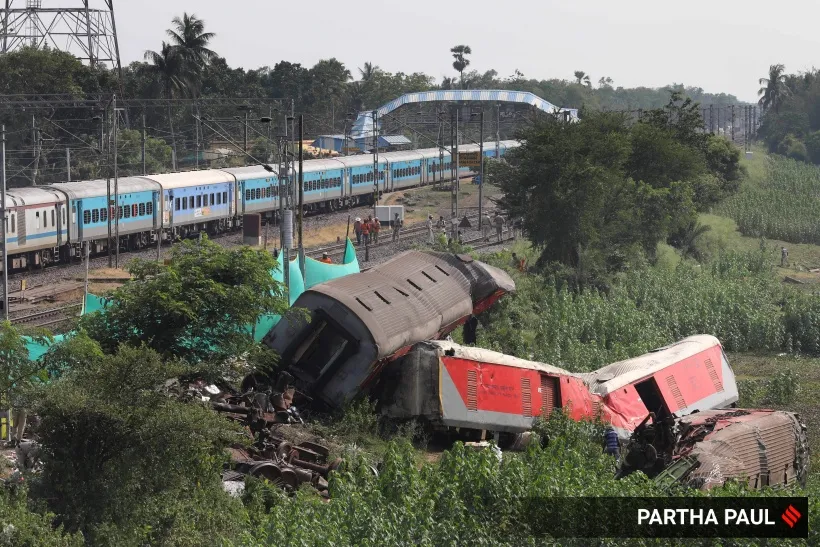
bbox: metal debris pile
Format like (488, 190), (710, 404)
(170, 375), (346, 498)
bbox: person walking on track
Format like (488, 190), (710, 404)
(427, 215), (435, 244)
(392, 213), (402, 242)
(482, 214), (492, 241)
(362, 217), (371, 244)
(373, 217), (381, 244)
(493, 212), (505, 243)
(354, 217), (362, 245)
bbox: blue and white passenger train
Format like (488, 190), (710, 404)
(1, 140), (520, 270)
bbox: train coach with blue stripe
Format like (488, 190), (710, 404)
(1, 140), (519, 271)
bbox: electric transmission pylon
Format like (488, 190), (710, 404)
(0, 0), (122, 74)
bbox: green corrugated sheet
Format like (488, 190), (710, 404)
(22, 239), (360, 358)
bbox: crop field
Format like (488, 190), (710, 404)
(717, 152), (820, 244)
(476, 247), (820, 372)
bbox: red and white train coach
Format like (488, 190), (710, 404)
(375, 335), (739, 443)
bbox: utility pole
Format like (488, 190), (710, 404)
(244, 110), (249, 154)
(372, 110), (378, 216)
(454, 105), (460, 218)
(66, 147), (71, 181)
(298, 115), (305, 284)
(1, 125), (8, 320)
(114, 95), (120, 268)
(495, 103), (500, 158)
(141, 113), (147, 175)
(31, 116), (40, 185)
(478, 110), (484, 230)
(105, 106), (113, 268)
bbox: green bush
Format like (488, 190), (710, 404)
(0, 487), (81, 547)
(777, 134), (808, 162)
(31, 344), (248, 542)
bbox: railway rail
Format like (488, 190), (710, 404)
(11, 303), (82, 327)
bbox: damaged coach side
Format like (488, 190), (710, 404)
(374, 335), (740, 444)
(262, 251), (515, 409)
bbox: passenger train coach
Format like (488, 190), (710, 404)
(1, 140), (520, 271)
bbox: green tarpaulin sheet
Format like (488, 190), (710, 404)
(22, 239), (360, 357)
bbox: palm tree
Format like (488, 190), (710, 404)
(450, 45), (472, 89)
(574, 71), (586, 85)
(359, 62), (379, 82)
(168, 13), (216, 66)
(144, 42), (187, 169)
(758, 64), (790, 112)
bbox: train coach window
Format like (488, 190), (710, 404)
(118, 206), (123, 220)
(210, 193), (215, 205)
(100, 208), (107, 222)
(147, 202), (153, 216)
(92, 209), (99, 223)
(83, 210), (91, 225)
(197, 195), (202, 208)
(51, 210), (55, 226)
(223, 191), (227, 204)
(175, 198), (180, 211)
(124, 206), (131, 219)
(139, 203), (146, 216)
(245, 189), (251, 201)
(132, 204), (138, 217)
(202, 195), (208, 207)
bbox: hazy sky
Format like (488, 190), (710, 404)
(112, 0), (820, 103)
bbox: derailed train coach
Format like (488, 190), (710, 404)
(620, 408), (810, 490)
(262, 251), (515, 409)
(374, 335), (739, 443)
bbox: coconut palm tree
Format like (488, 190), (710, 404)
(450, 45), (471, 89)
(758, 64), (790, 112)
(144, 42), (188, 168)
(168, 13), (216, 66)
(359, 62), (379, 82)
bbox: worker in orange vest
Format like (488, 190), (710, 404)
(319, 252), (333, 264)
(361, 216), (371, 244)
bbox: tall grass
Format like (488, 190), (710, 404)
(717, 155), (820, 244)
(478, 250), (820, 372)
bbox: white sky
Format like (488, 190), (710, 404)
(111, 0), (820, 103)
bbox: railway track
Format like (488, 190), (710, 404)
(306, 211), (494, 259)
(11, 303), (82, 328)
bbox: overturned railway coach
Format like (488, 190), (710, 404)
(262, 251), (515, 409)
(375, 335), (739, 442)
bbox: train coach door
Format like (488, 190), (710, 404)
(539, 375), (560, 419)
(76, 200), (83, 242)
(55, 202), (63, 246)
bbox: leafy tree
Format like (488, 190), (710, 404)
(32, 344), (247, 543)
(0, 321), (51, 419)
(573, 70), (591, 87)
(81, 236), (287, 368)
(598, 76), (614, 89)
(450, 45), (472, 89)
(758, 63), (790, 112)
